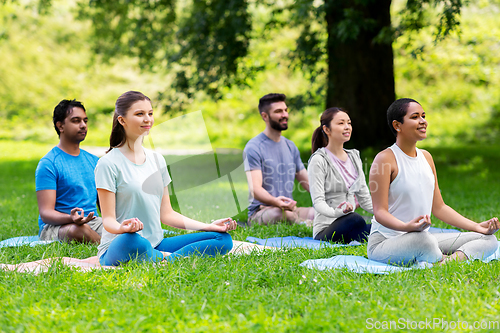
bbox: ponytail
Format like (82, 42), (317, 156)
(311, 126), (328, 153)
(107, 113), (126, 153)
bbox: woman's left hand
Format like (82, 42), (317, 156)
(209, 217), (238, 232)
(337, 201), (354, 214)
(476, 217), (500, 235)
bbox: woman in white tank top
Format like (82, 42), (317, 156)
(367, 98), (499, 265)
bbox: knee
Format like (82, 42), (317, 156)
(349, 213), (367, 229)
(213, 232), (233, 254)
(484, 234), (497, 244)
(62, 224), (90, 241)
(261, 208), (284, 225)
(411, 232), (441, 263)
(283, 210), (298, 223)
(115, 233), (150, 253)
(482, 234), (498, 253)
(307, 207), (315, 221)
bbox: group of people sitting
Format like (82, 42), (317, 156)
(35, 91), (499, 267)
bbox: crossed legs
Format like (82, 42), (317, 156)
(249, 205), (314, 226)
(99, 231), (233, 266)
(368, 230), (498, 266)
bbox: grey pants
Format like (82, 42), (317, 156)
(367, 229), (498, 265)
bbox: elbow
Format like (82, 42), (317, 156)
(372, 208), (384, 221)
(39, 211), (51, 224)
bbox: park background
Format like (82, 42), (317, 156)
(1, 0), (500, 151)
(1, 0), (500, 332)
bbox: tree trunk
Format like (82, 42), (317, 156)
(325, 0), (395, 150)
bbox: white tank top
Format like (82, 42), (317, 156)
(370, 143), (435, 238)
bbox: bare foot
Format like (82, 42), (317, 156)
(439, 251), (467, 265)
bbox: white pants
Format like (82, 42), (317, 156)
(367, 229), (498, 265)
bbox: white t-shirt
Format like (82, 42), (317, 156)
(95, 147), (171, 258)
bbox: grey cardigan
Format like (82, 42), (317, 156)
(307, 148), (373, 238)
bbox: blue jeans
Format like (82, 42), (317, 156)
(99, 231), (233, 266)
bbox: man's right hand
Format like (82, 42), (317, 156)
(70, 208), (96, 226)
(275, 196), (297, 211)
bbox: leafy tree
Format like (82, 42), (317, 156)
(76, 0), (466, 148)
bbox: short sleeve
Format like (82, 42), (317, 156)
(94, 157), (117, 193)
(156, 152), (171, 188)
(243, 143), (262, 172)
(35, 158), (57, 191)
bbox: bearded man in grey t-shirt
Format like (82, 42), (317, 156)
(243, 93), (314, 225)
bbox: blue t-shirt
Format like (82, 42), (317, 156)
(35, 146), (99, 234)
(243, 132), (304, 217)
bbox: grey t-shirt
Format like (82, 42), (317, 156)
(94, 148), (171, 259)
(243, 132), (304, 217)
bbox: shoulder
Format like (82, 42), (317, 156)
(245, 133), (266, 147)
(80, 149), (100, 167)
(345, 148), (361, 159)
(282, 136), (298, 149)
(40, 146), (61, 162)
(37, 147), (60, 169)
(80, 149), (99, 161)
(308, 149), (326, 164)
(373, 148), (396, 165)
(146, 148), (167, 166)
(418, 148), (435, 169)
(244, 135), (263, 155)
(419, 148), (433, 160)
(96, 150), (118, 168)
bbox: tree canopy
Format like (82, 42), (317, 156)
(72, 0), (467, 148)
(1, 0), (472, 148)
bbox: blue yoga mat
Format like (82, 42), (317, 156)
(0, 236), (55, 248)
(300, 255), (432, 274)
(246, 236), (361, 249)
(0, 229), (178, 249)
(300, 241), (500, 274)
(245, 228), (460, 250)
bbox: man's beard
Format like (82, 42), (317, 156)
(269, 117), (288, 131)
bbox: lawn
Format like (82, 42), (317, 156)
(1, 140), (500, 332)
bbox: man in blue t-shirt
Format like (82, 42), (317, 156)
(243, 93), (314, 225)
(35, 99), (102, 244)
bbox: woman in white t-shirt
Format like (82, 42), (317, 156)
(307, 107), (373, 243)
(368, 98), (498, 265)
(95, 91), (236, 266)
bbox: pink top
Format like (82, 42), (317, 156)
(325, 148), (358, 189)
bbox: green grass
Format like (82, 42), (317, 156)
(1, 140), (500, 332)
